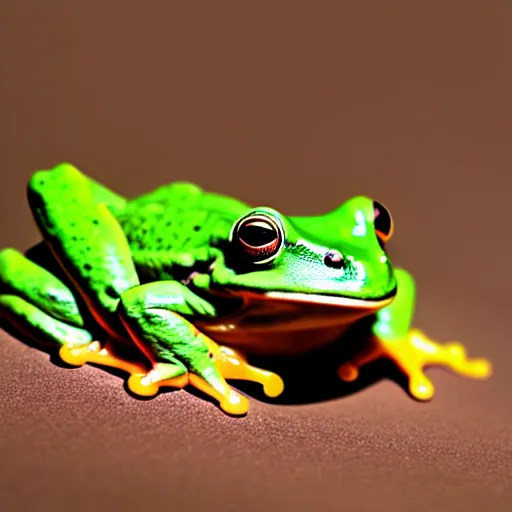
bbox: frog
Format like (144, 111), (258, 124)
(0, 163), (491, 415)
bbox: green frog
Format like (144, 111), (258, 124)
(0, 163), (491, 415)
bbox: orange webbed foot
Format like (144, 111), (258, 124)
(338, 329), (492, 400)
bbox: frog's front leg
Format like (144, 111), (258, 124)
(118, 281), (254, 415)
(27, 163), (138, 335)
(338, 269), (492, 400)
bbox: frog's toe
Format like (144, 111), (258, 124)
(408, 372), (435, 401)
(206, 343), (285, 398)
(263, 374), (285, 398)
(188, 373), (250, 416)
(439, 341), (491, 378)
(219, 389), (250, 416)
(445, 342), (466, 358)
(59, 341), (100, 367)
(337, 344), (382, 384)
(451, 356), (493, 380)
(338, 363), (360, 382)
(127, 374), (160, 397)
(472, 358), (492, 379)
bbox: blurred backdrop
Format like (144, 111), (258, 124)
(1, 2), (511, 512)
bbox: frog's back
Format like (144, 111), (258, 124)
(118, 181), (250, 255)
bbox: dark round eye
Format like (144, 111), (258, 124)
(373, 201), (394, 243)
(235, 215), (282, 263)
(324, 250), (345, 269)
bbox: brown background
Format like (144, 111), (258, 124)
(1, 2), (511, 511)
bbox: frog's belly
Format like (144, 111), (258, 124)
(196, 299), (373, 357)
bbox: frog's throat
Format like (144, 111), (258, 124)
(224, 289), (396, 310)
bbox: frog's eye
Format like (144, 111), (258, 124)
(373, 201), (394, 243)
(234, 215), (283, 264)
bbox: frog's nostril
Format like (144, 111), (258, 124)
(323, 250), (344, 269)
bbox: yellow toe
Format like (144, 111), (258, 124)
(189, 374), (249, 416)
(409, 373), (435, 401)
(219, 389), (250, 416)
(127, 374), (159, 397)
(59, 343), (93, 366)
(263, 374), (285, 398)
(464, 358), (493, 379)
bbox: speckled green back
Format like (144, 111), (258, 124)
(118, 182), (250, 254)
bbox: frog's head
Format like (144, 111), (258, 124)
(211, 196), (397, 309)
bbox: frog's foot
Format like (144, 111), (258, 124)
(127, 358), (250, 416)
(117, 283), (255, 416)
(338, 329), (492, 400)
(59, 341), (147, 376)
(205, 340), (285, 398)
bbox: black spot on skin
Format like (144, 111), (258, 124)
(156, 237), (163, 244)
(105, 285), (118, 299)
(165, 221), (172, 227)
(85, 246), (91, 251)
(92, 219), (99, 225)
(71, 236), (77, 241)
(193, 226), (200, 232)
(39, 180), (45, 186)
(84, 263), (92, 271)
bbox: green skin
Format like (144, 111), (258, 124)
(0, 163), (414, 395)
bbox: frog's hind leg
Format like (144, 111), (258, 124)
(25, 163), (148, 376)
(0, 247), (94, 348)
(27, 163), (138, 336)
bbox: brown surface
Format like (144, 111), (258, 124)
(1, 2), (511, 511)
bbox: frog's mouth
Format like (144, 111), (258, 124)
(223, 287), (397, 310)
(264, 290), (395, 308)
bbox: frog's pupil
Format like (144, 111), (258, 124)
(239, 224), (276, 247)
